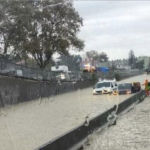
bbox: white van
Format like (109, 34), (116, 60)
(51, 65), (70, 80)
(93, 79), (117, 95)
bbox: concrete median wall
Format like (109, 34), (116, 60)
(0, 76), (93, 107)
(116, 70), (144, 81)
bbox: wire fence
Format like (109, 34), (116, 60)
(0, 60), (144, 82)
(0, 60), (50, 80)
(0, 60), (99, 81)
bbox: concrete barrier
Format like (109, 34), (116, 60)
(0, 76), (93, 107)
(35, 90), (146, 150)
(118, 71), (144, 81)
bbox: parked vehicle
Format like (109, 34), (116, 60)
(132, 82), (141, 93)
(93, 79), (117, 95)
(113, 83), (132, 95)
(113, 82), (141, 95)
(51, 65), (70, 80)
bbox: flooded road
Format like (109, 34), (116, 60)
(0, 74), (148, 150)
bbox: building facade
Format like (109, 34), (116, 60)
(138, 56), (150, 69)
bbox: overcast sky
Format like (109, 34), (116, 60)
(72, 0), (150, 60)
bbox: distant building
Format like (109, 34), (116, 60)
(98, 62), (110, 68)
(109, 59), (130, 70)
(138, 56), (150, 69)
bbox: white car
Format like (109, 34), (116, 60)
(93, 79), (117, 95)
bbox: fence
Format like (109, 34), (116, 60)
(0, 60), (47, 79)
(0, 60), (84, 81)
(0, 60), (144, 82)
(0, 60), (110, 81)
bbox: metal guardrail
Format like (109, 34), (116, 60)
(35, 90), (146, 150)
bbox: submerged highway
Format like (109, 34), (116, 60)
(0, 74), (148, 150)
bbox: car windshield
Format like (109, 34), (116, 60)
(118, 83), (131, 90)
(96, 82), (111, 88)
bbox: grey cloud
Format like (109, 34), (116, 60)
(74, 1), (150, 60)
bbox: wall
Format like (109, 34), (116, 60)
(0, 76), (93, 107)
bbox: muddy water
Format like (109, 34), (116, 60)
(0, 74), (147, 150)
